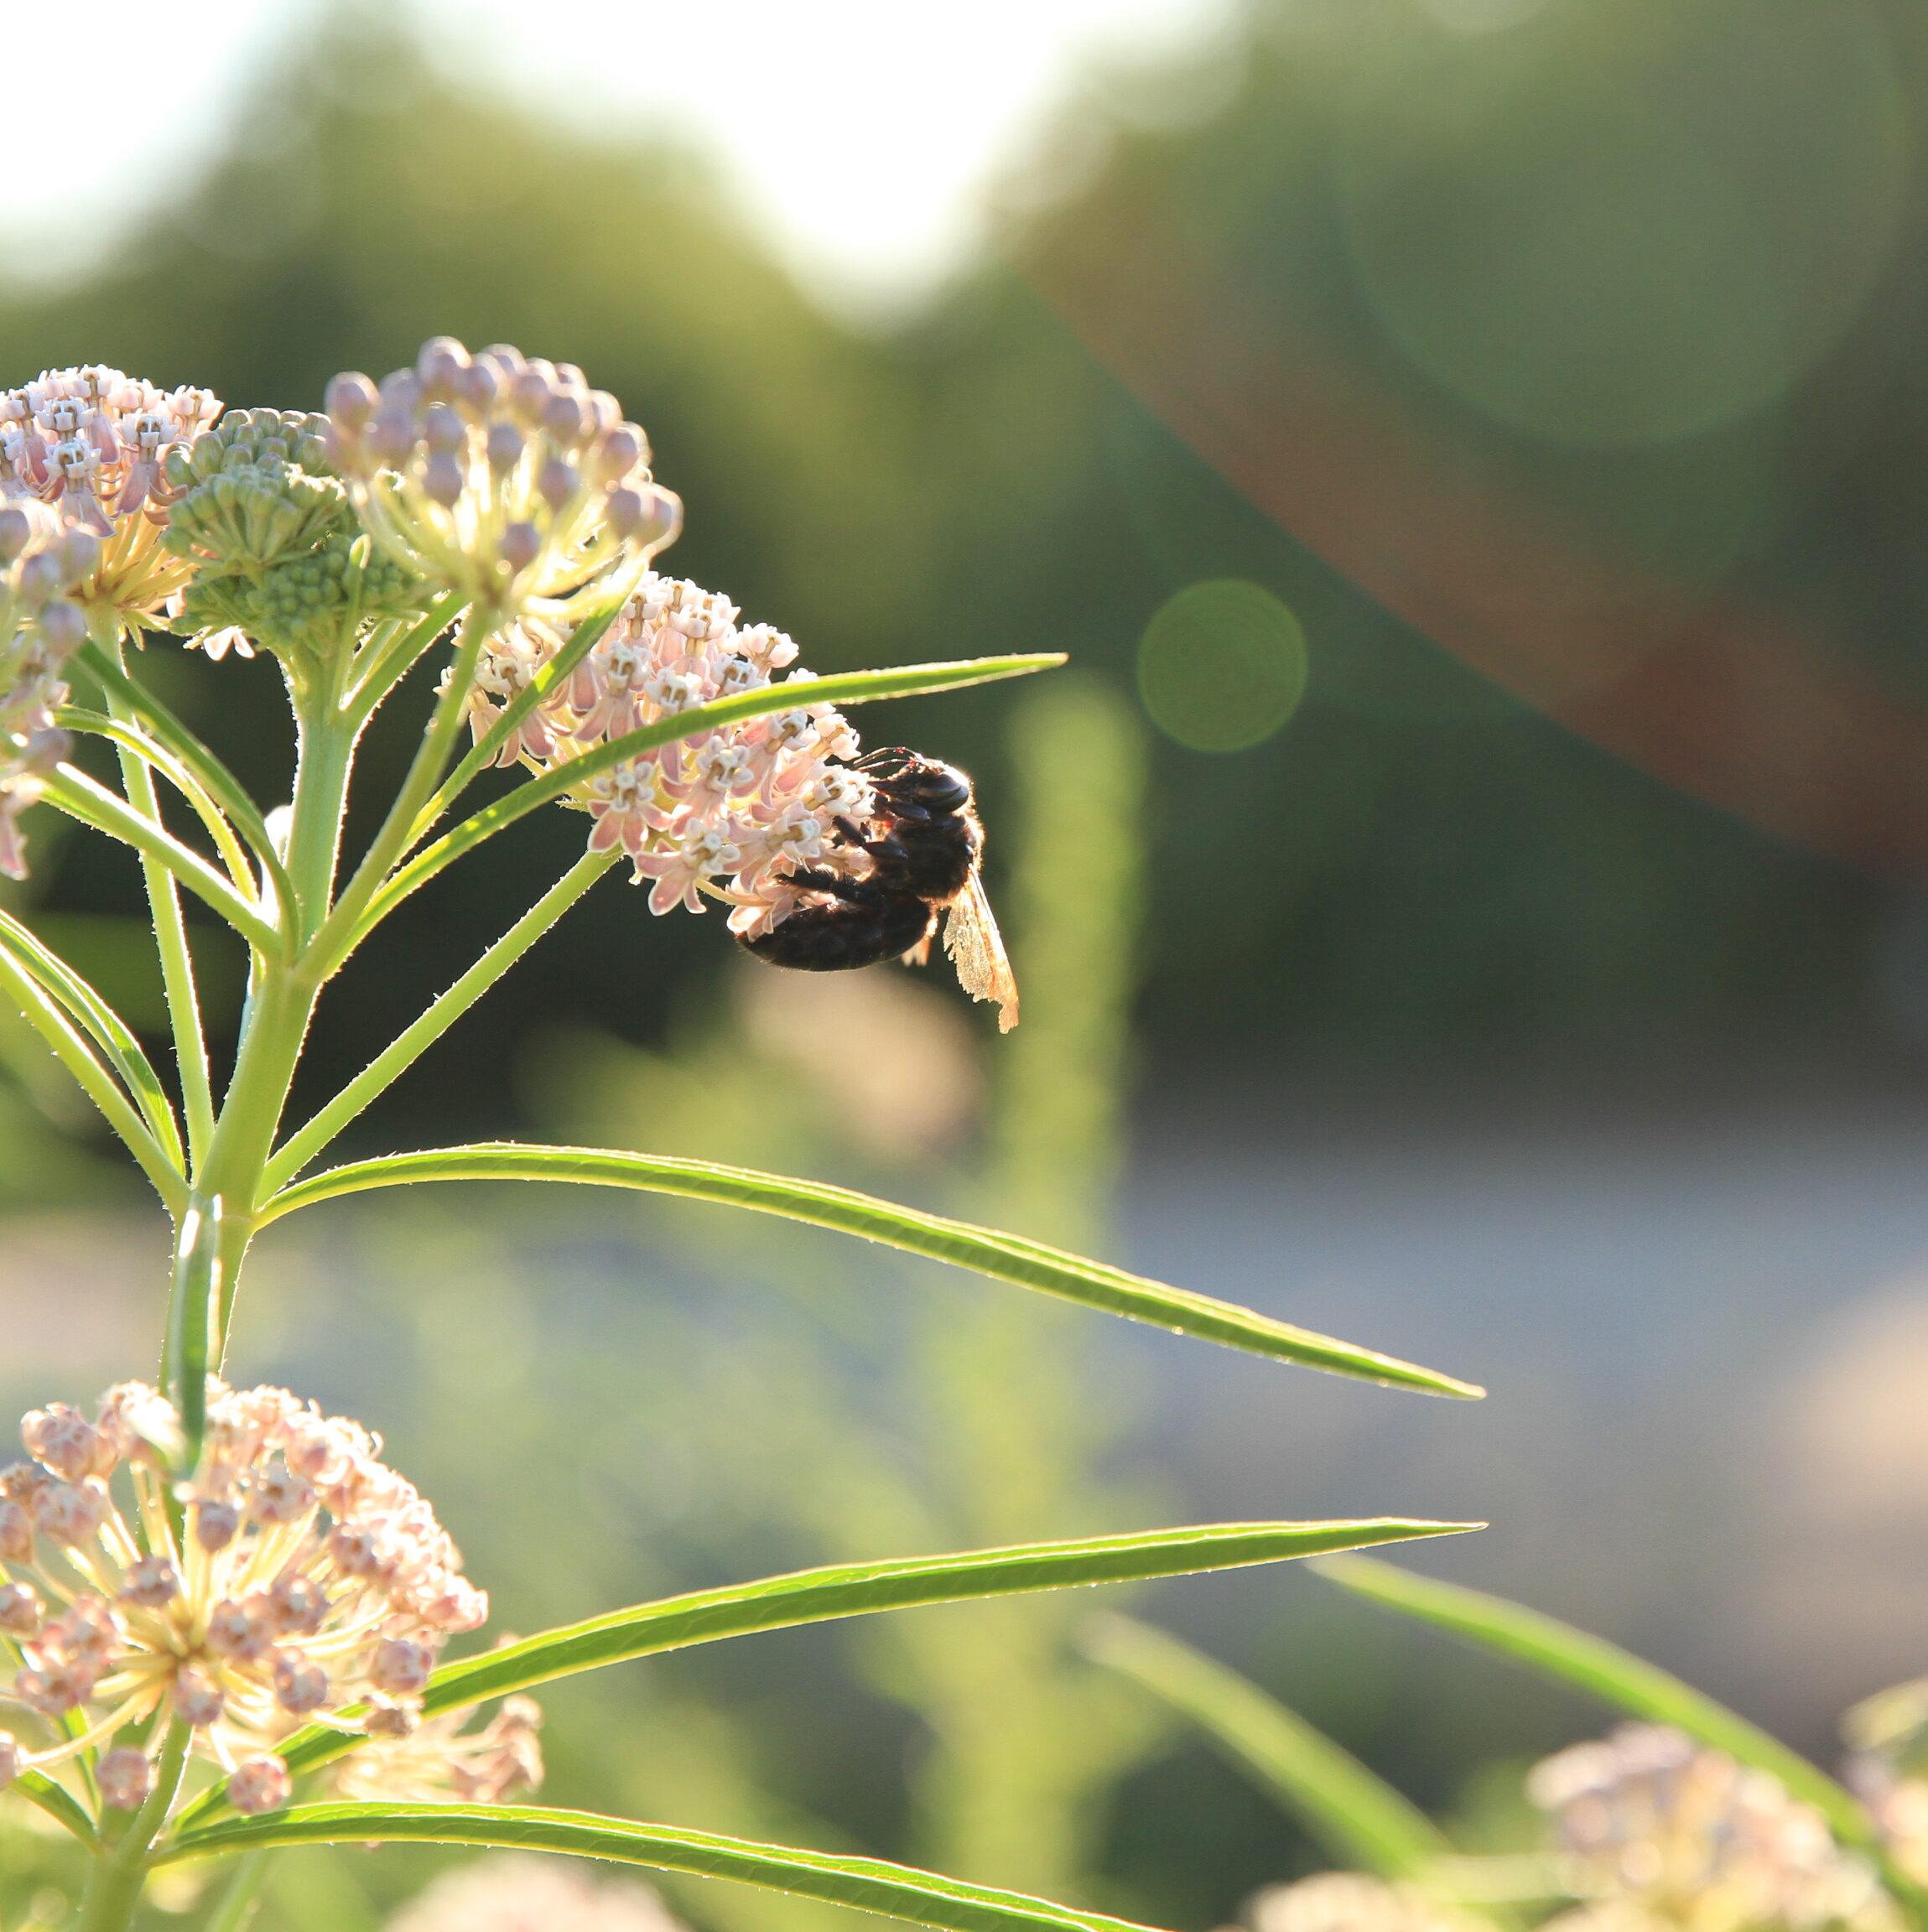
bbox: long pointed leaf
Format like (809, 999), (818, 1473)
(1314, 1557), (1870, 1845)
(174, 1519), (1476, 1834)
(0, 908), (183, 1166)
(1081, 1612), (1452, 1879)
(363, 653), (1067, 925)
(157, 1803), (1160, 1932)
(13, 1767), (96, 1846)
(255, 1143), (1483, 1394)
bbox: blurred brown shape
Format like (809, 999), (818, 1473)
(1026, 183), (1928, 880)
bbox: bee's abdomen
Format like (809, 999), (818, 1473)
(738, 892), (938, 972)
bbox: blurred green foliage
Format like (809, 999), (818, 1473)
(0, 0), (1914, 1154)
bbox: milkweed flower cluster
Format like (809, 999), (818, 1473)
(0, 502), (97, 879)
(1247, 1874), (1472, 1932)
(324, 337), (680, 620)
(0, 366), (221, 621)
(0, 1381), (535, 1818)
(387, 1853), (690, 1932)
(464, 575), (878, 926)
(1527, 1725), (1889, 1932)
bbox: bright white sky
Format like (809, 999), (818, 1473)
(5, 0), (1239, 320)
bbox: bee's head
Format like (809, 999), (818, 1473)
(860, 750), (973, 814)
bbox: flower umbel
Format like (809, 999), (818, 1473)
(1529, 1725), (1889, 1932)
(465, 579), (874, 925)
(325, 337), (679, 620)
(0, 1380), (534, 1820)
(0, 366), (221, 621)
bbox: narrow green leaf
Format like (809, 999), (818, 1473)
(44, 766), (283, 956)
(1315, 1557), (1872, 1846)
(157, 1803), (1161, 1932)
(255, 1142), (1483, 1394)
(365, 653), (1066, 923)
(0, 908), (184, 1167)
(13, 1767), (96, 1846)
(174, 1519), (1475, 1833)
(1081, 1612), (1452, 1879)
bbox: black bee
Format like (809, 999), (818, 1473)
(737, 749), (1019, 1030)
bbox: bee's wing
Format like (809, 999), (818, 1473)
(943, 874), (1020, 1031)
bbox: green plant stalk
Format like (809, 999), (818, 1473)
(262, 844), (617, 1192)
(202, 1850), (272, 1932)
(96, 623), (218, 1168)
(310, 605), (492, 969)
(75, 1720), (190, 1932)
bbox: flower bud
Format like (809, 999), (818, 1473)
(512, 368), (553, 423)
(417, 336), (470, 401)
(423, 453), (465, 507)
(543, 394), (585, 446)
(378, 369), (422, 409)
(0, 1733), (18, 1790)
(499, 522), (541, 573)
(270, 1571), (329, 1635)
(174, 1668), (224, 1727)
(0, 1581), (40, 1636)
(16, 552), (62, 606)
(194, 1498), (240, 1551)
(227, 1753), (291, 1815)
(326, 371), (378, 431)
(609, 483), (680, 552)
(207, 1592), (276, 1662)
(273, 1655), (330, 1715)
(98, 1747), (153, 1810)
(118, 1555), (179, 1607)
(33, 1480), (106, 1545)
(363, 1695), (420, 1739)
(423, 404), (466, 457)
(595, 427), (643, 484)
(455, 361), (500, 415)
(486, 423), (524, 474)
(370, 409), (418, 466)
(0, 508), (29, 563)
(55, 528), (99, 585)
(371, 1636), (435, 1696)
(538, 459), (578, 511)
(0, 1498), (29, 1561)
(38, 601), (85, 654)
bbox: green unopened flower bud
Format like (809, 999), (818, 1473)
(163, 408), (350, 572)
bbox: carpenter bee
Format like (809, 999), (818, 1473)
(736, 749), (1020, 1031)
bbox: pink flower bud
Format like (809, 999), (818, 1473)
(595, 427), (643, 484)
(370, 408), (418, 465)
(325, 371), (377, 430)
(370, 1637), (434, 1696)
(249, 1460), (314, 1525)
(269, 1571), (329, 1635)
(16, 553), (63, 606)
(455, 361), (500, 415)
(0, 1498), (30, 1561)
(416, 336), (470, 400)
(486, 423), (524, 474)
(15, 1664), (90, 1716)
(543, 395), (585, 445)
(97, 1746), (153, 1810)
(39, 601), (85, 654)
(194, 1498), (239, 1551)
(423, 453), (465, 507)
(174, 1667), (224, 1727)
(538, 459), (578, 511)
(423, 403), (466, 457)
(206, 1592), (276, 1662)
(499, 522), (541, 573)
(23, 1403), (107, 1481)
(0, 508), (30, 562)
(273, 1655), (330, 1715)
(118, 1555), (179, 1608)
(0, 1581), (40, 1637)
(226, 1753), (291, 1815)
(0, 1732), (18, 1789)
(55, 528), (100, 584)
(512, 368), (553, 423)
(32, 1480), (106, 1545)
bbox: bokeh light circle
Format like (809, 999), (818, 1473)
(1335, 0), (1910, 447)
(1136, 579), (1308, 751)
